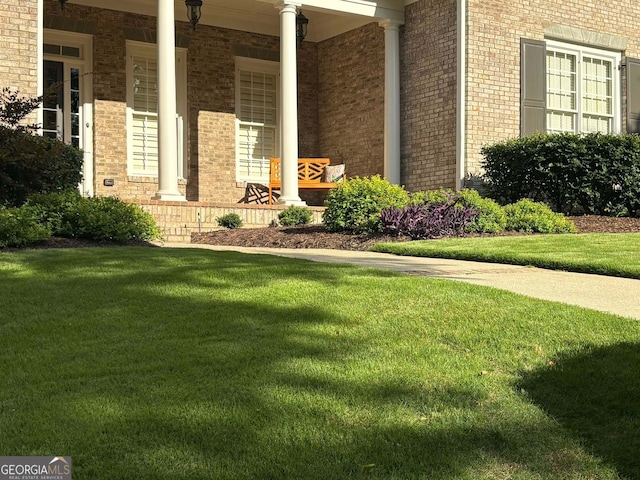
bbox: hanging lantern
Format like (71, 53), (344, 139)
(296, 10), (309, 48)
(185, 0), (203, 31)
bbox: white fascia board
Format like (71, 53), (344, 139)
(259, 0), (404, 22)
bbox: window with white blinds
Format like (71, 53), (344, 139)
(126, 42), (187, 177)
(235, 58), (279, 182)
(546, 41), (619, 134)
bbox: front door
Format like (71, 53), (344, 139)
(43, 31), (94, 195)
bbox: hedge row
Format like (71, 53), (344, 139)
(481, 133), (640, 217)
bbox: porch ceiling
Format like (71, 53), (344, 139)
(69, 0), (408, 42)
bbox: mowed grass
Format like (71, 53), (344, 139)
(372, 233), (640, 279)
(1, 247), (640, 479)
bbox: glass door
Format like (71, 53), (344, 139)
(42, 60), (82, 148)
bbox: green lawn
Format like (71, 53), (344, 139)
(372, 233), (640, 279)
(1, 247), (639, 479)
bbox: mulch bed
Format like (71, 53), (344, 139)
(190, 215), (640, 252)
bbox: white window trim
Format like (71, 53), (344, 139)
(43, 30), (94, 197)
(545, 40), (621, 134)
(234, 57), (280, 183)
(125, 40), (187, 178)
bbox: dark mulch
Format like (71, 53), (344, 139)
(191, 215), (640, 252)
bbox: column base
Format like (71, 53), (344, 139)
(153, 191), (187, 202)
(276, 196), (307, 207)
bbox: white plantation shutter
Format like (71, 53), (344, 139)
(236, 64), (278, 182)
(127, 42), (186, 177)
(132, 55), (159, 173)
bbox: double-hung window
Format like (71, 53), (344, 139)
(235, 58), (279, 183)
(126, 41), (187, 177)
(545, 41), (620, 134)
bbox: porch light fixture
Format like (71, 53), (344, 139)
(296, 10), (309, 48)
(59, 0), (68, 11)
(185, 0), (203, 31)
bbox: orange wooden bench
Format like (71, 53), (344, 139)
(268, 158), (345, 204)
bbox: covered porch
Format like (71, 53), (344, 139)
(39, 0), (407, 208)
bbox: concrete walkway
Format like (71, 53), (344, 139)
(163, 243), (640, 321)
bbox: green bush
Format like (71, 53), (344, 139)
(481, 133), (640, 217)
(0, 88), (83, 207)
(323, 175), (410, 233)
(278, 206), (313, 226)
(411, 188), (506, 234)
(504, 199), (577, 233)
(0, 205), (51, 248)
(65, 196), (161, 242)
(27, 190), (83, 236)
(217, 213), (243, 229)
(27, 193), (162, 242)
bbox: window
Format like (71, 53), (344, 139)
(235, 58), (279, 182)
(545, 41), (620, 134)
(126, 41), (187, 177)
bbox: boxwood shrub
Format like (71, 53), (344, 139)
(323, 175), (410, 233)
(504, 199), (577, 233)
(217, 213), (243, 229)
(278, 206), (313, 226)
(0, 205), (51, 248)
(27, 192), (162, 242)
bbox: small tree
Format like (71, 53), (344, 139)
(0, 87), (43, 132)
(0, 87), (83, 207)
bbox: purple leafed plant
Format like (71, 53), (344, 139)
(381, 195), (479, 239)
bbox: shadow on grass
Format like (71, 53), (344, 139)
(0, 247), (628, 479)
(519, 342), (640, 479)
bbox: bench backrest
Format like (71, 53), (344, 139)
(269, 158), (331, 185)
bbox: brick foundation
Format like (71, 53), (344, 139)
(141, 202), (326, 243)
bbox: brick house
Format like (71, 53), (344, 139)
(3, 0), (640, 236)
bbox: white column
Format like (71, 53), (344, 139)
(276, 1), (305, 205)
(380, 20), (402, 185)
(155, 0), (185, 201)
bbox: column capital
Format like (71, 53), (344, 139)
(275, 1), (301, 14)
(379, 19), (403, 30)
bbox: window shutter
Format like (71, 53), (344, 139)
(521, 38), (546, 136)
(626, 57), (640, 134)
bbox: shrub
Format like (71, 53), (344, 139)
(64, 196), (162, 242)
(381, 195), (479, 239)
(0, 128), (83, 207)
(481, 133), (640, 217)
(27, 190), (83, 236)
(411, 188), (506, 234)
(0, 205), (51, 248)
(0, 88), (83, 207)
(504, 199), (577, 233)
(217, 213), (243, 229)
(278, 206), (313, 226)
(323, 175), (410, 233)
(27, 193), (161, 242)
